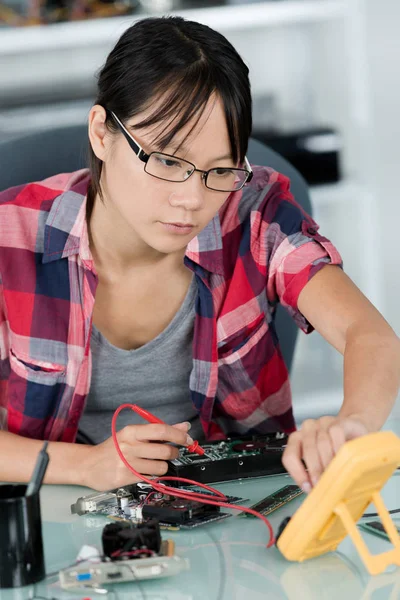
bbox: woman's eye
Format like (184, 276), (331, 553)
(158, 157), (181, 168)
(214, 168), (234, 177)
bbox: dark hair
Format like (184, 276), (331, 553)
(88, 16), (252, 214)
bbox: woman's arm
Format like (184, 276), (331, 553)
(0, 422), (191, 491)
(0, 430), (90, 485)
(282, 265), (400, 491)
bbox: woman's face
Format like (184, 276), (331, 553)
(90, 96), (237, 257)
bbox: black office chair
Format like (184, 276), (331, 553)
(0, 127), (312, 372)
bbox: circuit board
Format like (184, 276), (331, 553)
(239, 485), (303, 517)
(71, 482), (245, 530)
(167, 432), (288, 485)
(59, 540), (189, 588)
(358, 520), (400, 541)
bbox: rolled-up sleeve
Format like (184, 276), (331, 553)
(265, 188), (343, 333)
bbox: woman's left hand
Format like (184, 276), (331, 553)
(281, 415), (370, 492)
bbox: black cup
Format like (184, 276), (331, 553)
(0, 484), (45, 588)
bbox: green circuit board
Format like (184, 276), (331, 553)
(171, 432), (288, 466)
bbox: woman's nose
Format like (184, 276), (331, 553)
(168, 171), (206, 210)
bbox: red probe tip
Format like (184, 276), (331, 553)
(187, 440), (205, 456)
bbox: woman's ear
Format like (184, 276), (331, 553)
(88, 105), (110, 161)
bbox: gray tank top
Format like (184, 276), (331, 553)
(78, 276), (203, 444)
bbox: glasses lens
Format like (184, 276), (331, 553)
(206, 168), (248, 192)
(146, 153), (195, 182)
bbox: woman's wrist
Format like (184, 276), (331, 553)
(45, 441), (93, 487)
(337, 410), (378, 434)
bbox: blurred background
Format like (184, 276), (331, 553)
(1, 0), (399, 423)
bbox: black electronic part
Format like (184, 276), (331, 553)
(359, 521), (400, 542)
(143, 497), (220, 525)
(184, 454), (208, 462)
(240, 485), (303, 517)
(102, 519), (161, 559)
(231, 441), (267, 452)
(107, 571), (123, 579)
(167, 432), (288, 485)
(275, 517), (292, 545)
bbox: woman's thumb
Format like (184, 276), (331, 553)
(173, 421), (192, 431)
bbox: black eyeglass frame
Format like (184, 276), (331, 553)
(109, 110), (253, 192)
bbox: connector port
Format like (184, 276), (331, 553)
(107, 571), (122, 579)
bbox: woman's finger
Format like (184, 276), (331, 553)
(282, 431), (310, 491)
(129, 442), (180, 461)
(118, 455), (170, 477)
(300, 420), (323, 486)
(316, 428), (335, 471)
(327, 422), (346, 454)
(121, 423), (192, 447)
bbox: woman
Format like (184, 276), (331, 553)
(0, 17), (399, 493)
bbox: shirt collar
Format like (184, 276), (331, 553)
(43, 172), (224, 276)
(42, 172), (93, 268)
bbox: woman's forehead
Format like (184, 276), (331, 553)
(128, 95), (230, 154)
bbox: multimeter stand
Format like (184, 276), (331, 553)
(334, 492), (400, 575)
(277, 431), (400, 575)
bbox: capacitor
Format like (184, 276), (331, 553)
(120, 497), (129, 509)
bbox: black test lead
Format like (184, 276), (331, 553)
(26, 441), (50, 497)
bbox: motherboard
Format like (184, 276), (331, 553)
(167, 432), (288, 485)
(71, 482), (245, 530)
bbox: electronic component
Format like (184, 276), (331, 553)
(359, 521), (400, 542)
(239, 485), (303, 517)
(102, 520), (161, 559)
(167, 432), (288, 485)
(276, 431), (400, 575)
(71, 482), (244, 530)
(59, 539), (189, 589)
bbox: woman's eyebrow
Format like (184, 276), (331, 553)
(155, 142), (233, 163)
(208, 153), (234, 162)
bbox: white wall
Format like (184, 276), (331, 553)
(364, 0), (400, 338)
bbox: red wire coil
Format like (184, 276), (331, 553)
(111, 404), (275, 548)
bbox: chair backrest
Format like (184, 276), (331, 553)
(0, 128), (312, 372)
(246, 137), (312, 373)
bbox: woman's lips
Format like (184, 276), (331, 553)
(160, 222), (195, 235)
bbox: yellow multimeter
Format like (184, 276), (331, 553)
(277, 430), (400, 575)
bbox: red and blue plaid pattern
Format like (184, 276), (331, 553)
(0, 167), (342, 442)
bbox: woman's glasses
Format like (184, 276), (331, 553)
(110, 111), (253, 193)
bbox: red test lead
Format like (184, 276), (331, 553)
(131, 404), (206, 457)
(111, 404), (276, 548)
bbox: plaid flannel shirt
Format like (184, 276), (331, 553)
(0, 166), (342, 442)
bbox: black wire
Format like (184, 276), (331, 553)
(45, 558), (85, 579)
(119, 561), (146, 600)
(362, 468), (400, 516)
(29, 584), (59, 600)
(333, 550), (365, 584)
(205, 529), (227, 600)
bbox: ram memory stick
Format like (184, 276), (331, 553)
(240, 484), (303, 517)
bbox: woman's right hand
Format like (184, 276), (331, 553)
(79, 421), (192, 491)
